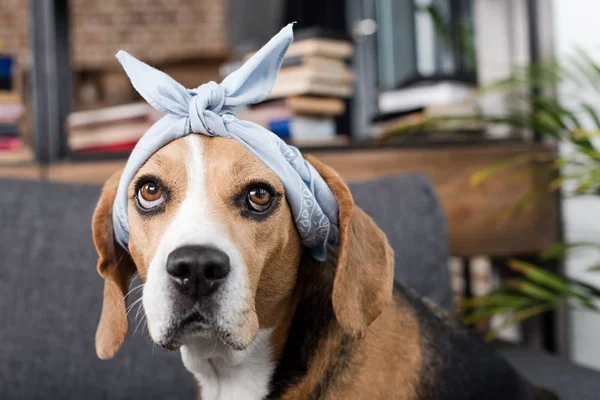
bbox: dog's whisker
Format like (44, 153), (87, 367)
(126, 297), (144, 317)
(124, 284), (145, 300)
(133, 300), (146, 330)
(134, 299), (145, 325)
(133, 309), (147, 336)
(128, 274), (141, 290)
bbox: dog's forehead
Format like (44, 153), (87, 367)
(131, 135), (283, 192)
(202, 136), (283, 189)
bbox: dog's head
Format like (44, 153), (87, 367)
(92, 134), (394, 359)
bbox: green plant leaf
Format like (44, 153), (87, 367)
(574, 48), (600, 92)
(540, 242), (600, 260)
(587, 263), (600, 271)
(470, 155), (531, 186)
(459, 24), (477, 70)
(508, 260), (598, 310)
(540, 243), (568, 260)
(483, 303), (557, 341)
(531, 98), (569, 129)
(582, 103), (600, 130)
(571, 279), (600, 297)
(461, 295), (537, 310)
(508, 260), (570, 291)
(504, 279), (560, 302)
(512, 187), (542, 215)
(566, 49), (600, 96)
(541, 242), (600, 260)
(462, 306), (524, 325)
(481, 61), (562, 93)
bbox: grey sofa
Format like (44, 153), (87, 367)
(1, 174), (599, 399)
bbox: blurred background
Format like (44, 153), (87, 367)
(4, 0), (600, 396)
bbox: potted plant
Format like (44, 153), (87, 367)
(461, 50), (600, 339)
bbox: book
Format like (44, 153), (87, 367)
(0, 146), (33, 164)
(269, 79), (353, 99)
(267, 116), (336, 143)
(75, 141), (138, 153)
(425, 103), (483, 131)
(0, 124), (18, 137)
(268, 118), (292, 139)
(0, 56), (13, 78)
(293, 26), (351, 42)
(0, 56), (13, 91)
(276, 66), (355, 85)
(371, 110), (427, 137)
(67, 102), (151, 130)
(378, 81), (475, 114)
(69, 121), (150, 151)
(235, 102), (294, 128)
(371, 103), (483, 137)
(0, 91), (20, 104)
(286, 38), (353, 59)
(0, 103), (24, 124)
(292, 135), (350, 147)
(244, 27), (353, 61)
(285, 96), (346, 116)
(0, 136), (22, 150)
(291, 116), (336, 143)
(281, 55), (349, 73)
(238, 98), (345, 130)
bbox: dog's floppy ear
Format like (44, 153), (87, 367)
(92, 169), (136, 360)
(305, 155), (394, 339)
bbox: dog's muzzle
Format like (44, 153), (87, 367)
(166, 245), (230, 298)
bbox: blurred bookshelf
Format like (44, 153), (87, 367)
(0, 1), (548, 166)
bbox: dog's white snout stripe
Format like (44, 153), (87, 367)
(140, 135), (273, 400)
(143, 135), (250, 347)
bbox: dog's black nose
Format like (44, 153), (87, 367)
(166, 245), (230, 297)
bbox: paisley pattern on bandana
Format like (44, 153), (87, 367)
(112, 24), (339, 261)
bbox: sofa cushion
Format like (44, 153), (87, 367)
(0, 179), (194, 399)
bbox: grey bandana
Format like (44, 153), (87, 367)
(113, 24), (339, 261)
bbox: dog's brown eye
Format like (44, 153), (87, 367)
(247, 188), (272, 212)
(141, 183), (161, 201)
(137, 182), (164, 210)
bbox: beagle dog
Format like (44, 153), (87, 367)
(92, 134), (558, 400)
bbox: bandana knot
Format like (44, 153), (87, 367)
(188, 81), (229, 136)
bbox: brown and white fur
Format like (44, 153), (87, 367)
(92, 134), (557, 400)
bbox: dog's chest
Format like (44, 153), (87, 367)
(192, 360), (274, 400)
(180, 330), (275, 400)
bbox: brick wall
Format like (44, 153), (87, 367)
(0, 0), (227, 69)
(0, 0), (228, 109)
(71, 0), (228, 69)
(0, 0), (29, 66)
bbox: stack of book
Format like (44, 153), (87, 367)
(0, 90), (30, 163)
(67, 103), (160, 153)
(240, 27), (354, 145)
(0, 53), (31, 164)
(373, 77), (483, 139)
